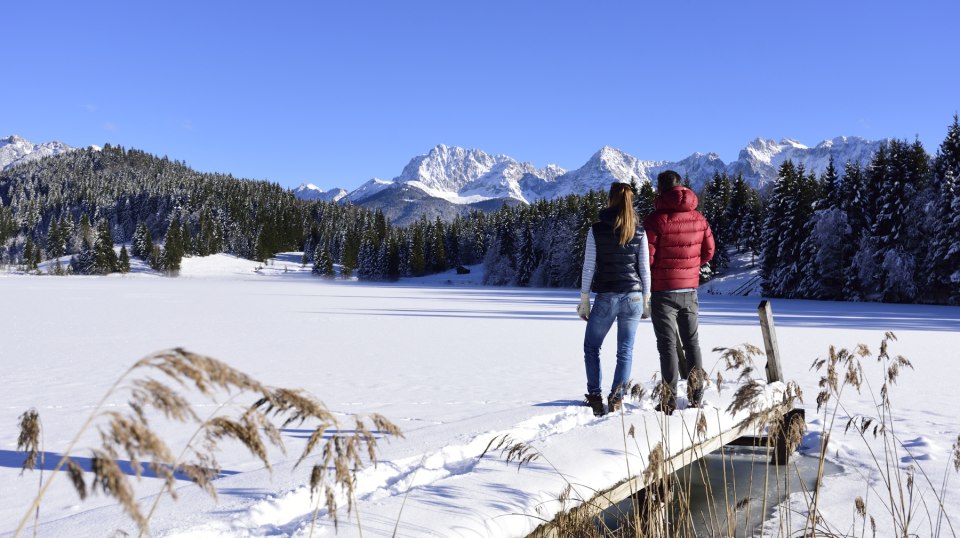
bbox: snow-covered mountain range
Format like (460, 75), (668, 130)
(4, 132), (886, 227)
(0, 135), (76, 170)
(292, 183), (348, 203)
(304, 137), (887, 210)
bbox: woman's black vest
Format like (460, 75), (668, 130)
(591, 207), (644, 293)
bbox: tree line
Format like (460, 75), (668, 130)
(1, 115), (957, 304)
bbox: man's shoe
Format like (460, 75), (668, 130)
(608, 394), (623, 413)
(657, 396), (677, 415)
(687, 367), (706, 409)
(583, 393), (605, 416)
(688, 388), (704, 409)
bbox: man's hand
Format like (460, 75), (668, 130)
(641, 293), (651, 319)
(577, 293), (591, 321)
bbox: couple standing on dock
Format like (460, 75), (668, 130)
(578, 170), (715, 417)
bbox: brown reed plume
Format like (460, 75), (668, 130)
(17, 409), (42, 473)
(14, 348), (402, 538)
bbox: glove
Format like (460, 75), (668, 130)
(577, 292), (591, 321)
(641, 293), (651, 319)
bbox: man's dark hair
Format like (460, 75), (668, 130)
(656, 170), (683, 193)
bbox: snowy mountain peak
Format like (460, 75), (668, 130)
(344, 178), (395, 203)
(780, 138), (808, 149)
(293, 183), (348, 202)
(396, 144), (516, 194)
(1, 134), (75, 171)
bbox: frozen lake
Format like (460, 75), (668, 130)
(3, 262), (960, 536)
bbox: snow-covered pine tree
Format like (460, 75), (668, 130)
(760, 161), (796, 296)
(46, 219), (64, 258)
(701, 171), (731, 272)
(312, 241), (334, 277)
(515, 221), (536, 287)
(93, 220), (118, 274)
(726, 173), (751, 252)
(821, 156), (841, 210)
(70, 243), (96, 275)
(934, 113), (960, 181)
(871, 140), (924, 302)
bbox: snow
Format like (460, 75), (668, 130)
(0, 135), (74, 171)
(292, 184), (348, 203)
(343, 178), (396, 203)
(2, 255), (959, 537)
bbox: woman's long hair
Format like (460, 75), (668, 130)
(608, 182), (636, 246)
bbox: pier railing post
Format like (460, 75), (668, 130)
(757, 300), (784, 383)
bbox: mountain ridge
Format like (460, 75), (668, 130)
(316, 136), (888, 209)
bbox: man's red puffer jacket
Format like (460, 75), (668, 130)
(642, 186), (715, 292)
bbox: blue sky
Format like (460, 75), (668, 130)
(3, 1), (958, 191)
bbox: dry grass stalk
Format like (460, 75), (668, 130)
(17, 409), (42, 473)
(953, 434), (960, 474)
(17, 408), (44, 538)
(855, 495), (866, 517)
(14, 348), (402, 538)
(480, 434), (540, 471)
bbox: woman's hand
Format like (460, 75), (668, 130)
(577, 293), (591, 321)
(641, 293), (651, 319)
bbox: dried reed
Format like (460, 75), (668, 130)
(14, 348), (402, 538)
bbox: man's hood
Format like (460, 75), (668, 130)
(654, 186), (699, 212)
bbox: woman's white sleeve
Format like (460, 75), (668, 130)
(637, 232), (651, 295)
(580, 229), (596, 295)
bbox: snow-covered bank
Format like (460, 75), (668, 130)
(2, 258), (959, 537)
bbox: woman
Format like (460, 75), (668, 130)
(577, 182), (651, 416)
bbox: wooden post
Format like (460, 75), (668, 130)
(757, 300), (784, 383)
(772, 408), (806, 465)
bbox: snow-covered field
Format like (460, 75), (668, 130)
(2, 254), (960, 537)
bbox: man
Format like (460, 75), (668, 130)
(643, 170), (715, 414)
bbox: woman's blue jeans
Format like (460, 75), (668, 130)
(583, 291), (643, 398)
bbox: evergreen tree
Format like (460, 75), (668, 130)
(726, 173), (751, 252)
(701, 172), (731, 272)
(515, 221), (536, 287)
(840, 161), (869, 298)
(409, 227), (426, 276)
(70, 243), (96, 274)
(79, 214), (93, 250)
(47, 219), (65, 258)
(148, 244), (163, 271)
(760, 161), (796, 295)
(431, 217), (447, 272)
(821, 156), (841, 210)
(870, 140), (923, 302)
(93, 220), (118, 273)
(32, 245), (42, 270)
(798, 208), (851, 299)
(160, 220), (184, 273)
(23, 238), (34, 269)
(934, 113), (960, 181)
(926, 168), (960, 303)
(312, 241), (334, 277)
(629, 176), (656, 220)
(118, 245), (131, 273)
(181, 221), (193, 257)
